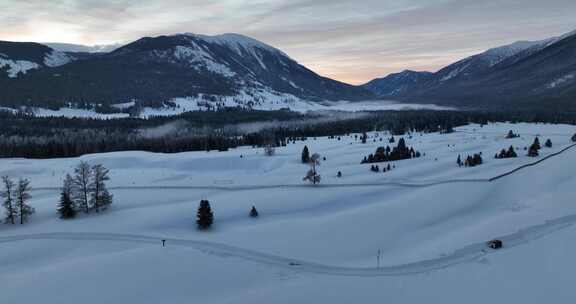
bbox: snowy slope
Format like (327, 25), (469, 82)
(0, 33), (373, 110)
(0, 41), (72, 78)
(0, 56), (39, 78)
(1, 122), (576, 303)
(364, 29), (576, 110)
(44, 42), (122, 53)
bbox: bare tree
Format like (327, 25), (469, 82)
(1, 176), (17, 224)
(90, 164), (112, 212)
(303, 153), (321, 185)
(15, 178), (34, 224)
(264, 144), (275, 156)
(72, 161), (92, 213)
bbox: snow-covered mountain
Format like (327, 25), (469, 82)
(362, 70), (434, 97)
(0, 33), (373, 111)
(364, 29), (576, 110)
(44, 42), (122, 53)
(0, 41), (72, 78)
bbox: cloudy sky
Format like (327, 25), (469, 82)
(1, 0), (575, 84)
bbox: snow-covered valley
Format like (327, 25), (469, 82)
(1, 122), (576, 303)
(7, 99), (455, 119)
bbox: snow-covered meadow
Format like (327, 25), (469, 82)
(1, 122), (576, 303)
(9, 99), (455, 119)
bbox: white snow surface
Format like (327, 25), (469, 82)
(0, 49), (70, 77)
(183, 33), (289, 70)
(482, 40), (547, 67)
(0, 98), (453, 119)
(440, 60), (471, 81)
(0, 57), (40, 78)
(32, 107), (129, 119)
(168, 44), (235, 77)
(1, 122), (576, 303)
(547, 73), (574, 89)
(43, 42), (122, 53)
(141, 95), (454, 117)
(43, 50), (72, 67)
(186, 33), (285, 57)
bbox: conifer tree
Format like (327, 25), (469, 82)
(250, 206), (259, 218)
(572, 133), (576, 142)
(545, 139), (552, 148)
(197, 200), (214, 229)
(532, 137), (541, 150)
(528, 143), (539, 157)
(15, 178), (34, 224)
(507, 146), (517, 158)
(301, 146), (310, 163)
(58, 174), (76, 219)
(1, 176), (17, 224)
(506, 130), (518, 139)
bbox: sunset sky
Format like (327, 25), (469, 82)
(1, 0), (575, 84)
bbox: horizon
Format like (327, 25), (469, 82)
(1, 0), (575, 84)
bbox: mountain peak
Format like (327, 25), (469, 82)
(0, 32), (373, 111)
(180, 32), (286, 56)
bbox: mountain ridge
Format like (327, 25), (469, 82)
(0, 33), (374, 112)
(363, 29), (576, 110)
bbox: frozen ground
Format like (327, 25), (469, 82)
(1, 122), (575, 303)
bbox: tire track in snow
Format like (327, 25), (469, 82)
(2, 214), (576, 277)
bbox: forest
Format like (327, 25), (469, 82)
(1, 108), (576, 159)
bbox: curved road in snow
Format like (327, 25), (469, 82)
(6, 144), (575, 276)
(1, 214), (576, 277)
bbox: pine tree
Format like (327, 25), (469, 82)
(72, 161), (92, 213)
(473, 154), (483, 165)
(301, 146), (310, 163)
(506, 130), (518, 139)
(90, 164), (112, 212)
(15, 178), (34, 224)
(572, 133), (576, 142)
(545, 139), (552, 148)
(1, 176), (17, 224)
(58, 191), (76, 219)
(58, 174), (76, 219)
(507, 146), (517, 158)
(528, 143), (539, 157)
(532, 137), (541, 150)
(250, 206), (259, 218)
(197, 200), (214, 229)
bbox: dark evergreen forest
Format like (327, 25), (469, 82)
(1, 108), (575, 159)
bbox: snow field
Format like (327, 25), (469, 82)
(1, 122), (576, 303)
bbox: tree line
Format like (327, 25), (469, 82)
(1, 109), (576, 159)
(1, 162), (113, 225)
